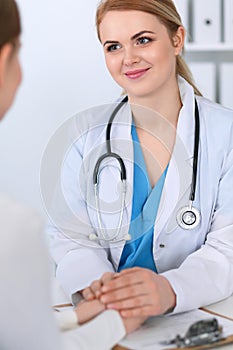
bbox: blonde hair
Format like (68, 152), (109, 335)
(96, 0), (201, 96)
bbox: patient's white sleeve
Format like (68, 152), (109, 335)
(54, 309), (78, 331)
(61, 310), (126, 350)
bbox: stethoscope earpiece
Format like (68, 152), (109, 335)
(124, 233), (131, 241)
(89, 233), (98, 241)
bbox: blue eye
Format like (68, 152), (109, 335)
(106, 43), (121, 52)
(137, 37), (152, 45)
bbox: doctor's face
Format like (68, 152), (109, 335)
(99, 10), (183, 102)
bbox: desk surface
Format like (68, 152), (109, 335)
(52, 278), (233, 350)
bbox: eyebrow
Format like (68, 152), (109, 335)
(103, 30), (156, 46)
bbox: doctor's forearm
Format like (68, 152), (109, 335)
(55, 247), (115, 301)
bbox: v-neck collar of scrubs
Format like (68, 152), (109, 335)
(118, 123), (168, 272)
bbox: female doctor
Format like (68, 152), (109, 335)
(46, 0), (233, 318)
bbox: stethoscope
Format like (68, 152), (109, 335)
(176, 98), (201, 230)
(89, 96), (201, 242)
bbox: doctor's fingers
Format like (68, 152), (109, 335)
(100, 271), (115, 285)
(89, 273), (115, 298)
(89, 279), (104, 298)
(121, 305), (161, 318)
(100, 283), (147, 304)
(82, 273), (115, 300)
(106, 294), (164, 318)
(101, 268), (156, 293)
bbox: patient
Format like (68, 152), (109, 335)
(0, 1), (145, 349)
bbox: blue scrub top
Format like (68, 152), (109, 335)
(118, 123), (168, 272)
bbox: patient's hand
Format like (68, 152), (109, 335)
(123, 315), (147, 334)
(76, 299), (146, 334)
(75, 299), (105, 324)
(82, 272), (115, 301)
(79, 273), (147, 333)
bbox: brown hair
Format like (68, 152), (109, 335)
(0, 0), (21, 50)
(96, 0), (201, 96)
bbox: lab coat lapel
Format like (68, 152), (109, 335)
(110, 102), (134, 226)
(92, 101), (133, 252)
(98, 102), (133, 266)
(155, 78), (196, 235)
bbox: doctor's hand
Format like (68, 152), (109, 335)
(74, 299), (106, 324)
(123, 315), (147, 334)
(81, 272), (115, 301)
(99, 267), (176, 318)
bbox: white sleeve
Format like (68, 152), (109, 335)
(61, 310), (126, 350)
(0, 196), (125, 350)
(162, 148), (233, 313)
(0, 197), (62, 350)
(54, 309), (78, 331)
(46, 122), (115, 299)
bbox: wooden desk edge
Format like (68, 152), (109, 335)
(200, 307), (233, 322)
(53, 303), (73, 309)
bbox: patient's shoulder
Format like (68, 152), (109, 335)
(0, 194), (43, 245)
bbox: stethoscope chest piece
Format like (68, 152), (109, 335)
(176, 203), (201, 230)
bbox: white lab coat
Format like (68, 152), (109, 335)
(0, 195), (125, 349)
(46, 77), (233, 314)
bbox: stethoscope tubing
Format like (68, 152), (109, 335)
(190, 99), (200, 202)
(92, 96), (201, 241)
(93, 96), (128, 185)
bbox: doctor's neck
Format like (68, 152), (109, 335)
(129, 80), (182, 130)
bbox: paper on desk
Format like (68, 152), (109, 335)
(118, 309), (233, 350)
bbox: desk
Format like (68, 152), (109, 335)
(52, 278), (233, 350)
(203, 296), (233, 320)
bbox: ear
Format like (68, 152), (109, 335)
(0, 43), (13, 88)
(173, 26), (185, 55)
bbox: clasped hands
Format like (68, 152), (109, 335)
(76, 267), (176, 334)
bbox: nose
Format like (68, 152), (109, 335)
(123, 47), (140, 66)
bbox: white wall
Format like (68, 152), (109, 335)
(0, 0), (121, 215)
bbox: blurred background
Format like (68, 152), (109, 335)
(0, 0), (121, 216)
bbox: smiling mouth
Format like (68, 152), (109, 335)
(125, 68), (150, 80)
